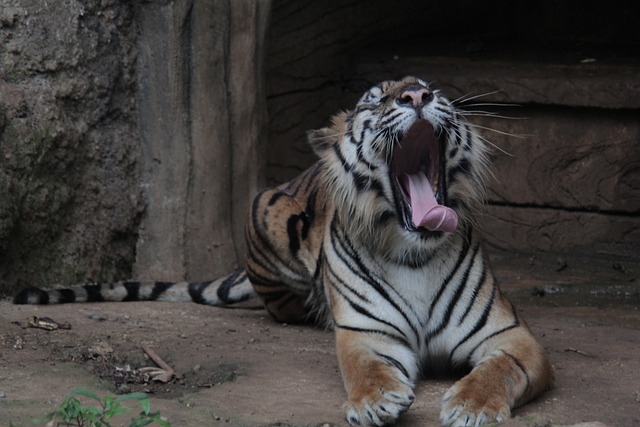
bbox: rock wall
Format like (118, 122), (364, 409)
(0, 0), (270, 295)
(0, 0), (142, 294)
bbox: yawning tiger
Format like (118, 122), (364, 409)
(15, 76), (554, 426)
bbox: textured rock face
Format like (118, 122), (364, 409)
(0, 0), (143, 293)
(0, 0), (270, 295)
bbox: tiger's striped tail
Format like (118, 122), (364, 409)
(13, 269), (258, 307)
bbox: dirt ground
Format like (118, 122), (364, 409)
(0, 250), (638, 427)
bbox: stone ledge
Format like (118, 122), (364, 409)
(479, 204), (640, 253)
(352, 54), (640, 109)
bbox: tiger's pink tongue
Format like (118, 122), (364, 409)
(403, 172), (458, 233)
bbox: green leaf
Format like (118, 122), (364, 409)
(82, 405), (103, 416)
(138, 398), (151, 415)
(58, 397), (84, 420)
(29, 411), (56, 426)
(128, 412), (172, 427)
(128, 417), (152, 427)
(104, 405), (131, 419)
(114, 392), (149, 403)
(102, 396), (114, 412)
(36, 389), (170, 427)
(148, 412), (172, 427)
(67, 388), (102, 403)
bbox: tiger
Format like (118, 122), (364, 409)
(14, 76), (554, 427)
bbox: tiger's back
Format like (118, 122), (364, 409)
(244, 162), (331, 323)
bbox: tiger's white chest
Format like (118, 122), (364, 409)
(383, 264), (440, 313)
(377, 246), (477, 357)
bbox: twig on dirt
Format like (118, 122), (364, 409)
(142, 345), (172, 370)
(26, 316), (72, 331)
(564, 347), (591, 357)
(141, 345), (175, 383)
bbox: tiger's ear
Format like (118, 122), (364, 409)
(307, 111), (348, 156)
(306, 127), (335, 156)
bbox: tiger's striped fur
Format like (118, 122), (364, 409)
(15, 77), (553, 426)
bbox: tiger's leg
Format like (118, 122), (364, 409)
(440, 319), (554, 426)
(335, 328), (418, 426)
(248, 276), (308, 323)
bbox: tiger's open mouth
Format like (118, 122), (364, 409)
(390, 120), (458, 233)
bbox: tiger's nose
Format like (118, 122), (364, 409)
(397, 86), (432, 108)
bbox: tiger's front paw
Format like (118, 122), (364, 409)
(439, 379), (510, 427)
(345, 381), (415, 426)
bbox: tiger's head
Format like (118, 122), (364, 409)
(308, 76), (490, 263)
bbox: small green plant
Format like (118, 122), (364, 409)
(39, 388), (171, 427)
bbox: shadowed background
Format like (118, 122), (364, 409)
(1, 0), (638, 295)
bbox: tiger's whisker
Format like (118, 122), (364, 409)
(458, 102), (521, 108)
(476, 135), (516, 157)
(451, 89), (504, 105)
(458, 111), (525, 120)
(465, 122), (528, 139)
